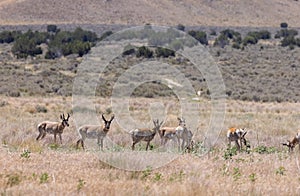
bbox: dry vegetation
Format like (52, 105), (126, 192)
(1, 96), (300, 195)
(1, 0), (300, 194)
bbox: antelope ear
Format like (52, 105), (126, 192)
(60, 114), (63, 120)
(67, 113), (70, 120)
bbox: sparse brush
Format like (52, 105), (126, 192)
(39, 173), (49, 184)
(77, 179), (86, 192)
(223, 147), (238, 160)
(20, 149), (31, 159)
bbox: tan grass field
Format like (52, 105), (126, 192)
(0, 0), (300, 27)
(1, 96), (300, 195)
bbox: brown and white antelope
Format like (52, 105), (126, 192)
(76, 114), (114, 150)
(175, 118), (194, 151)
(227, 127), (249, 151)
(36, 113), (70, 144)
(158, 117), (185, 146)
(159, 117), (193, 151)
(282, 132), (300, 152)
(130, 119), (163, 151)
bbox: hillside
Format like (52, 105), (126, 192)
(0, 0), (300, 27)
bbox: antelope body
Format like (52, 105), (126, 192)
(36, 113), (70, 144)
(159, 117), (193, 151)
(159, 127), (178, 146)
(76, 114), (114, 150)
(227, 127), (248, 151)
(130, 119), (163, 151)
(282, 132), (300, 152)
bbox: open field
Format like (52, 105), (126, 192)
(0, 0), (300, 27)
(1, 96), (300, 195)
(1, 0), (300, 194)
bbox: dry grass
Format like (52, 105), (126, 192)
(0, 0), (300, 27)
(1, 96), (300, 195)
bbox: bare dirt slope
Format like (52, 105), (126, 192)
(0, 0), (300, 27)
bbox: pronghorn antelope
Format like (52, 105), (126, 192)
(158, 117), (186, 146)
(130, 119), (163, 151)
(159, 117), (192, 151)
(282, 132), (300, 152)
(76, 114), (114, 150)
(36, 113), (70, 144)
(227, 127), (249, 151)
(175, 118), (194, 151)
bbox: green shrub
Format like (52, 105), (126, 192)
(176, 24), (185, 31)
(210, 29), (217, 36)
(275, 29), (298, 38)
(188, 30), (208, 45)
(20, 149), (31, 159)
(0, 31), (20, 43)
(40, 173), (49, 183)
(12, 34), (43, 58)
(296, 38), (300, 47)
(249, 173), (256, 182)
(281, 35), (296, 47)
(122, 44), (136, 56)
(214, 34), (229, 48)
(47, 29), (96, 58)
(73, 27), (98, 42)
(253, 145), (278, 154)
(77, 179), (86, 192)
(136, 46), (153, 58)
(99, 31), (113, 41)
(232, 42), (241, 49)
(220, 29), (241, 39)
(243, 35), (258, 45)
(276, 166), (286, 175)
(47, 25), (58, 33)
(223, 147), (238, 160)
(247, 30), (271, 40)
(155, 47), (175, 58)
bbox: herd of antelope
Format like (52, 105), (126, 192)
(36, 113), (300, 153)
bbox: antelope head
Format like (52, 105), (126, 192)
(177, 117), (186, 127)
(102, 114), (115, 130)
(153, 119), (164, 132)
(60, 113), (70, 127)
